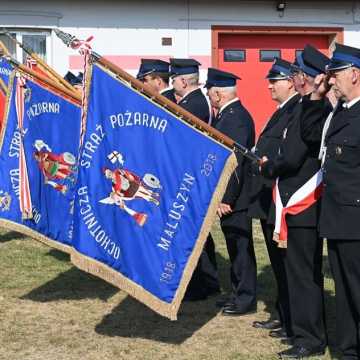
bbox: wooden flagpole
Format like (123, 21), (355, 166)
(2, 31), (81, 98)
(54, 29), (261, 163)
(96, 55), (236, 147)
(96, 55), (259, 162)
(53, 28), (260, 162)
(0, 52), (81, 105)
(54, 29), (259, 320)
(0, 40), (10, 56)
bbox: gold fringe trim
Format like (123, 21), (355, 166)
(71, 152), (237, 320)
(71, 249), (177, 320)
(168, 152), (237, 316)
(277, 240), (287, 249)
(0, 219), (72, 254)
(84, 62), (93, 103)
(0, 64), (237, 320)
(69, 63), (237, 319)
(0, 77), (8, 95)
(273, 232), (287, 248)
(81, 62), (93, 141)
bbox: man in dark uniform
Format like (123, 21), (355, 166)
(260, 46), (329, 358)
(301, 43), (360, 360)
(205, 68), (256, 316)
(170, 59), (219, 301)
(170, 58), (212, 124)
(136, 59), (176, 102)
(248, 59), (300, 337)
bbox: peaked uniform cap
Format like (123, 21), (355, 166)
(136, 59), (170, 79)
(266, 58), (293, 80)
(292, 45), (330, 77)
(327, 43), (360, 71)
(170, 58), (201, 76)
(302, 45), (330, 75)
(205, 68), (240, 88)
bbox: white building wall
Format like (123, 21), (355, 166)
(0, 0), (360, 79)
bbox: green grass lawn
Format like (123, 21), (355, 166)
(0, 221), (336, 360)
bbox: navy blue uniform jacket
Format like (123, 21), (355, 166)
(215, 99), (255, 212)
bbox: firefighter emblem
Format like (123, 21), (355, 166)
(0, 191), (11, 211)
(99, 151), (162, 226)
(33, 139), (77, 194)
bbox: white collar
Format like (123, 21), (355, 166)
(343, 96), (360, 109)
(218, 97), (239, 115)
(179, 87), (199, 102)
(160, 87), (172, 94)
(277, 92), (298, 109)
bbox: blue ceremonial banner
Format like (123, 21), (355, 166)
(0, 57), (13, 89)
(0, 57), (13, 126)
(0, 74), (81, 252)
(71, 63), (236, 319)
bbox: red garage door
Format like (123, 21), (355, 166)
(217, 33), (330, 137)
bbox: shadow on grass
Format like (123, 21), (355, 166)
(257, 256), (336, 319)
(256, 263), (278, 319)
(0, 230), (25, 243)
(95, 293), (222, 344)
(95, 251), (229, 344)
(46, 249), (71, 262)
(21, 267), (118, 302)
(256, 253), (338, 354)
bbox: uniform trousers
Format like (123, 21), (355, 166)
(221, 210), (257, 310)
(260, 220), (292, 336)
(186, 233), (220, 299)
(284, 226), (326, 348)
(328, 240), (360, 359)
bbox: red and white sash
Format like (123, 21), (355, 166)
(273, 170), (323, 248)
(15, 75), (32, 219)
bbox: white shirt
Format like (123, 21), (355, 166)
(277, 92), (299, 109)
(218, 97), (239, 115)
(319, 102), (339, 164)
(343, 96), (360, 109)
(179, 87), (213, 125)
(179, 87), (198, 102)
(159, 87), (172, 95)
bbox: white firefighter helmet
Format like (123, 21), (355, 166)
(143, 173), (162, 189)
(62, 152), (76, 165)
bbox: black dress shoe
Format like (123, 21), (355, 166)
(269, 329), (289, 339)
(215, 296), (234, 308)
(278, 345), (325, 359)
(221, 304), (257, 316)
(252, 319), (282, 330)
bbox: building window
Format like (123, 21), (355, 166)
(0, 33), (16, 57)
(224, 49), (246, 62)
(22, 34), (47, 62)
(260, 50), (281, 62)
(295, 49), (303, 59)
(0, 29), (50, 64)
